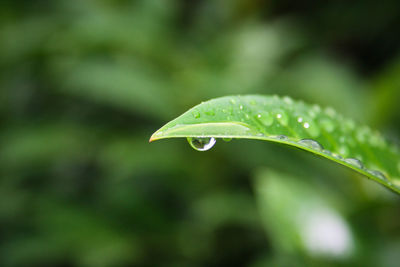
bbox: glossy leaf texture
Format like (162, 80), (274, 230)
(150, 95), (400, 194)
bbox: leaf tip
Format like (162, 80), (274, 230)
(149, 134), (157, 143)
(149, 129), (164, 143)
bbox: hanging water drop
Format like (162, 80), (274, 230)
(367, 169), (388, 181)
(298, 139), (323, 151)
(223, 138), (232, 142)
(187, 137), (216, 151)
(344, 158), (364, 169)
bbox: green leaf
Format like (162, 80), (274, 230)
(150, 95), (400, 194)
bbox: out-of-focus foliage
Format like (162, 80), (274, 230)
(1, 0), (400, 266)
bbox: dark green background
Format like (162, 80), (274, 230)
(1, 0), (400, 266)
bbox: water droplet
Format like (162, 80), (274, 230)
(323, 149), (333, 156)
(332, 153), (343, 160)
(187, 137), (216, 151)
(367, 169), (388, 181)
(304, 122), (310, 129)
(239, 105), (244, 110)
(344, 158), (364, 169)
(297, 117), (303, 123)
(223, 138), (232, 142)
(298, 139), (323, 151)
(255, 112), (274, 126)
(230, 99), (236, 105)
(192, 111), (200, 118)
(274, 110), (289, 126)
(320, 118), (335, 133)
(275, 135), (289, 141)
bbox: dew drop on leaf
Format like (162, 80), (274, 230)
(274, 110), (289, 126)
(298, 139), (323, 151)
(187, 137), (216, 151)
(276, 135), (289, 141)
(332, 153), (343, 160)
(344, 158), (364, 169)
(367, 169), (388, 181)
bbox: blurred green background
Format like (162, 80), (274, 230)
(1, 0), (400, 266)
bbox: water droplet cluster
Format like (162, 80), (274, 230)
(180, 95), (399, 187)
